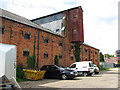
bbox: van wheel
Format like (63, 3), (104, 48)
(61, 74), (67, 80)
(83, 72), (88, 77)
(89, 73), (93, 76)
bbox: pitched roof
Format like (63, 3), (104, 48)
(0, 8), (62, 37)
(31, 6), (83, 21)
(83, 43), (100, 50)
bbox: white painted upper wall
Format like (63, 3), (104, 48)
(33, 13), (64, 35)
(40, 19), (63, 35)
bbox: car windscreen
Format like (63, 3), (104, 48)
(56, 65), (65, 70)
(40, 66), (47, 70)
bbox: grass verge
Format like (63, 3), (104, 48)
(99, 68), (110, 71)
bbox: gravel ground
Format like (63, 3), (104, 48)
(19, 68), (119, 88)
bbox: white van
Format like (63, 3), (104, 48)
(68, 61), (95, 77)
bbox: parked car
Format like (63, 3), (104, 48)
(68, 61), (95, 77)
(40, 65), (78, 80)
(93, 64), (99, 74)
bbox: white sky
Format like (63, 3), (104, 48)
(0, 0), (119, 55)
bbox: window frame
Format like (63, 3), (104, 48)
(91, 50), (93, 53)
(44, 52), (48, 58)
(24, 31), (31, 40)
(70, 45), (74, 49)
(59, 54), (62, 59)
(59, 42), (62, 46)
(85, 48), (87, 53)
(23, 49), (29, 56)
(70, 56), (73, 60)
(95, 51), (98, 54)
(56, 29), (60, 32)
(73, 13), (77, 18)
(44, 37), (49, 43)
(0, 26), (5, 34)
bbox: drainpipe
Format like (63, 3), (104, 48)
(37, 31), (39, 68)
(89, 48), (90, 61)
(82, 45), (83, 61)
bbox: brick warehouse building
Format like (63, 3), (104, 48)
(0, 6), (100, 68)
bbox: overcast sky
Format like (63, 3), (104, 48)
(0, 0), (119, 55)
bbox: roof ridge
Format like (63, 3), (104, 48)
(0, 8), (62, 37)
(31, 6), (82, 21)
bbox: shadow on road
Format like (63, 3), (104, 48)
(19, 79), (62, 88)
(19, 77), (82, 88)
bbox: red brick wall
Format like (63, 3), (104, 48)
(62, 9), (99, 67)
(1, 17), (64, 68)
(1, 16), (100, 68)
(80, 44), (100, 66)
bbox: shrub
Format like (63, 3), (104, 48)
(75, 42), (82, 62)
(118, 60), (120, 64)
(16, 63), (25, 79)
(54, 55), (59, 65)
(27, 44), (36, 69)
(27, 54), (36, 69)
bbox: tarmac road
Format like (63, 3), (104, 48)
(19, 68), (119, 89)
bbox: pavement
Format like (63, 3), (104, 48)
(19, 68), (119, 89)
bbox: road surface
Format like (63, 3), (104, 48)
(19, 68), (119, 88)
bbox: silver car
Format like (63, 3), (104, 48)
(93, 64), (99, 74)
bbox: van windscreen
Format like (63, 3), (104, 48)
(70, 64), (76, 68)
(89, 63), (93, 67)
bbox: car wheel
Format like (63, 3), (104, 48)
(83, 72), (88, 77)
(61, 74), (67, 80)
(70, 77), (75, 80)
(95, 72), (99, 74)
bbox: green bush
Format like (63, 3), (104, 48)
(16, 63), (25, 79)
(27, 44), (36, 69)
(118, 60), (120, 64)
(54, 55), (59, 65)
(99, 66), (110, 71)
(75, 42), (82, 62)
(27, 54), (36, 69)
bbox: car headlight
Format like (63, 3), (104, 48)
(70, 72), (74, 74)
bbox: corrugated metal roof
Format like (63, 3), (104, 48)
(0, 8), (62, 37)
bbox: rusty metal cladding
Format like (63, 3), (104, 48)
(68, 7), (84, 43)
